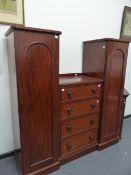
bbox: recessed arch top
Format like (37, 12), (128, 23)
(25, 42), (53, 165)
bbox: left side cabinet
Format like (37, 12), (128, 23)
(5, 26), (61, 175)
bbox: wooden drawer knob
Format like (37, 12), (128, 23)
(66, 125), (73, 132)
(66, 143), (72, 151)
(92, 88), (96, 94)
(90, 120), (95, 125)
(67, 108), (73, 114)
(91, 104), (96, 109)
(67, 91), (73, 98)
(89, 135), (95, 141)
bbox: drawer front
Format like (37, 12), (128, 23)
(61, 114), (99, 138)
(61, 84), (102, 102)
(61, 99), (100, 118)
(61, 129), (98, 156)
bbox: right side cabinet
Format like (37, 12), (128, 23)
(82, 39), (129, 149)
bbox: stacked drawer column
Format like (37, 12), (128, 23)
(59, 75), (103, 164)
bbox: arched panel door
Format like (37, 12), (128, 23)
(104, 49), (124, 140)
(25, 43), (53, 169)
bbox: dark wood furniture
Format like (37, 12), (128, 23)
(6, 29), (130, 175)
(120, 89), (130, 138)
(82, 38), (129, 149)
(59, 74), (103, 164)
(5, 26), (61, 175)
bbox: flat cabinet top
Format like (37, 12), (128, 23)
(5, 25), (62, 36)
(59, 74), (103, 86)
(83, 38), (129, 44)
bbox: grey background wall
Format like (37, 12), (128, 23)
(0, 0), (131, 155)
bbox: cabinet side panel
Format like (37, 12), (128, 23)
(82, 42), (106, 79)
(7, 33), (21, 157)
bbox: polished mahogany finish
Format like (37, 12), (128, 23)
(61, 84), (102, 103)
(6, 26), (61, 175)
(59, 74), (103, 163)
(82, 38), (129, 149)
(6, 30), (129, 174)
(61, 114), (99, 138)
(61, 99), (101, 118)
(61, 129), (98, 156)
(59, 75), (103, 85)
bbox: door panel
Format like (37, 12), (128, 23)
(104, 49), (124, 139)
(12, 29), (60, 174)
(26, 43), (52, 165)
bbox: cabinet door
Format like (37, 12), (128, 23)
(15, 31), (59, 173)
(102, 42), (128, 142)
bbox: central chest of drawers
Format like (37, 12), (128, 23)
(59, 74), (103, 164)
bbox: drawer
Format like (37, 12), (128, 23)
(61, 114), (99, 138)
(61, 99), (100, 118)
(61, 84), (102, 102)
(61, 129), (98, 156)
